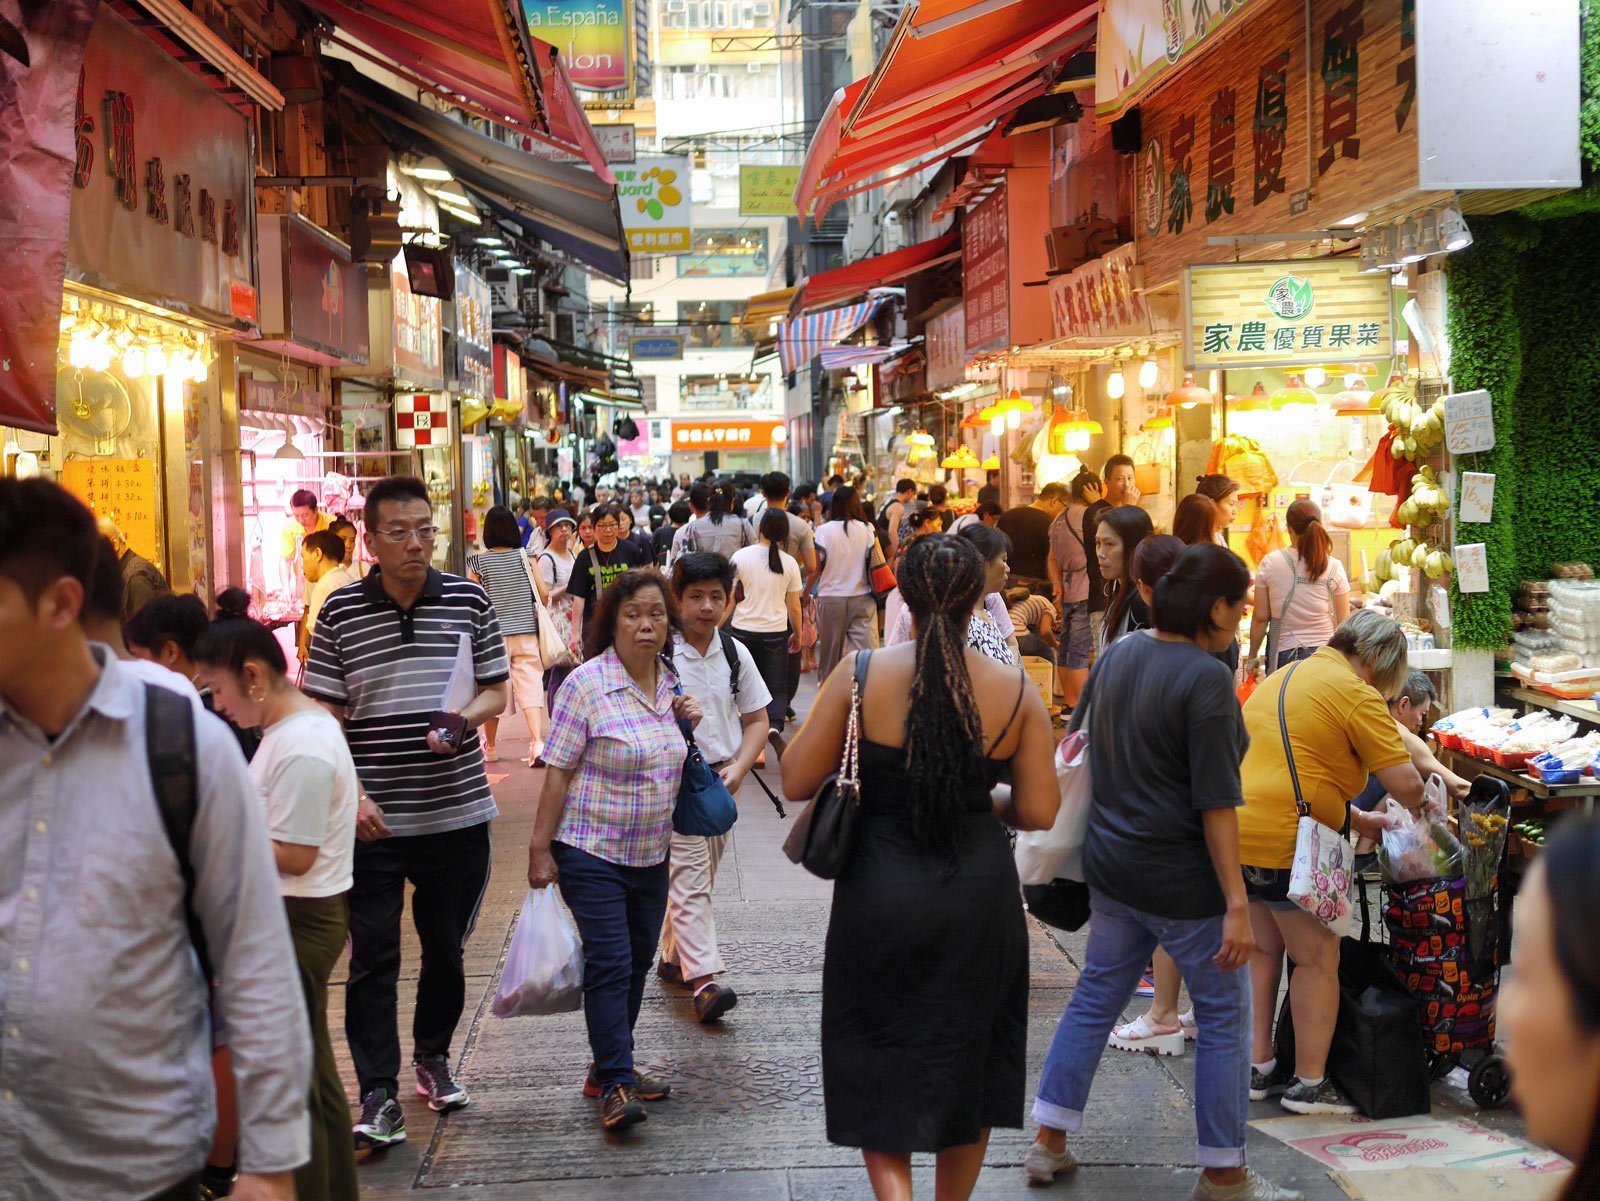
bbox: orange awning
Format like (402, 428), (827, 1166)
(796, 233), (961, 313)
(795, 0), (1095, 220)
(739, 287), (799, 326)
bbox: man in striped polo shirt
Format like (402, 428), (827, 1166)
(304, 476), (510, 1155)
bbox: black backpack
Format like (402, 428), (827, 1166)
(143, 684), (212, 989)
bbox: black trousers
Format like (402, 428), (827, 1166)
(346, 822), (492, 1097)
(729, 626), (789, 729)
(786, 623), (802, 708)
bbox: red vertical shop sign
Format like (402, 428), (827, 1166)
(0, 0), (99, 434)
(963, 186), (1009, 356)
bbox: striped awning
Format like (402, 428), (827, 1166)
(818, 345), (903, 371)
(778, 298), (887, 375)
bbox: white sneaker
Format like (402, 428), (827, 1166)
(1180, 1008), (1198, 1040)
(1024, 1141), (1079, 1186)
(1108, 1013), (1185, 1056)
(1192, 1169), (1305, 1201)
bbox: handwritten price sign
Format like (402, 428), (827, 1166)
(1442, 389), (1495, 454)
(1454, 543), (1490, 594)
(1459, 472), (1494, 523)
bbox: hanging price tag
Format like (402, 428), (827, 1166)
(1442, 390), (1494, 454)
(1454, 543), (1489, 593)
(1458, 472), (1494, 523)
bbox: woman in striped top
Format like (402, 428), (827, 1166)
(469, 505), (551, 765)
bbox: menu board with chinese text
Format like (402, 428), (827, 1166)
(63, 457), (160, 565)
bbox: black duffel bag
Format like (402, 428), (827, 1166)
(1023, 879), (1091, 932)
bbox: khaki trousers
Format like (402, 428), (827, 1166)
(659, 831), (730, 980)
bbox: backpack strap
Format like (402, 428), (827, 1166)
(716, 628), (743, 696)
(143, 684), (212, 990)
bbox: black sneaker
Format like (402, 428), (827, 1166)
(415, 1054), (470, 1113)
(601, 1081), (648, 1131)
(1249, 1062), (1295, 1101)
(353, 1088), (407, 1153)
(1281, 1076), (1358, 1115)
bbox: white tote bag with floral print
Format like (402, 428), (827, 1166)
(1277, 662), (1357, 937)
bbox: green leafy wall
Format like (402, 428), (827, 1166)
(1445, 214), (1600, 648)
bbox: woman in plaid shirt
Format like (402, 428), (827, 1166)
(526, 570), (704, 1133)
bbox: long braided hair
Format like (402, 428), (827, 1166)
(897, 534), (989, 860)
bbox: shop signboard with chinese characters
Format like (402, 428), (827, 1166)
(1132, 0), (1433, 292)
(527, 123), (637, 164)
(617, 157), (691, 253)
(1048, 243), (1181, 341)
(1096, 0), (1263, 121)
(494, 346), (526, 417)
(61, 458), (159, 564)
(671, 420), (785, 451)
(739, 166), (803, 216)
(963, 188), (1009, 355)
(925, 305), (966, 390)
(256, 213), (370, 364)
(455, 263), (493, 401)
(66, 8), (257, 327)
(1183, 258), (1393, 370)
(392, 261), (444, 390)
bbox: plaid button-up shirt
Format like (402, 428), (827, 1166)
(545, 649), (687, 867)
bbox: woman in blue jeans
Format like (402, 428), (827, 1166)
(527, 569), (703, 1132)
(1027, 544), (1301, 1201)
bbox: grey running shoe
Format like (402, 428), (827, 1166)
(415, 1054), (470, 1112)
(1193, 1169), (1306, 1201)
(1023, 1141), (1079, 1186)
(1249, 1061), (1295, 1101)
(353, 1088), (407, 1153)
(1281, 1076), (1358, 1115)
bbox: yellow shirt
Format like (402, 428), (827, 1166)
(280, 510), (332, 560)
(1237, 646), (1409, 869)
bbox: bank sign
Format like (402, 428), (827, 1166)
(1182, 258), (1393, 371)
(522, 0), (630, 92)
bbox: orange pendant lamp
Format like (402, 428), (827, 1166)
(1269, 373), (1318, 410)
(1332, 378), (1378, 414)
(1230, 381), (1272, 412)
(1166, 372), (1211, 409)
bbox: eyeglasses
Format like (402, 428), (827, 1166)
(594, 521), (620, 531)
(376, 525), (440, 544)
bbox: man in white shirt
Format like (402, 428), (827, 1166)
(661, 552), (771, 1025)
(300, 530), (359, 663)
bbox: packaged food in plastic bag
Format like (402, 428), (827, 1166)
(492, 888), (584, 1018)
(1378, 774), (1465, 885)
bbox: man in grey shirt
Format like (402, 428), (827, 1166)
(0, 478), (309, 1201)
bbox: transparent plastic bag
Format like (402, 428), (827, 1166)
(492, 888), (584, 1017)
(1378, 775), (1464, 885)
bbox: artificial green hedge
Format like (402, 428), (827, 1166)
(1444, 213), (1600, 648)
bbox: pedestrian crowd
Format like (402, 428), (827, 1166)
(2, 463), (1595, 1201)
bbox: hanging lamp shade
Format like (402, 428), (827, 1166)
(1230, 381), (1272, 412)
(1332, 378), (1379, 414)
(1046, 404), (1074, 455)
(980, 453), (1001, 470)
(941, 446), (981, 469)
(1269, 373), (1318, 410)
(1166, 373), (1211, 409)
(959, 407), (986, 429)
(1142, 407), (1173, 430)
(908, 428), (936, 447)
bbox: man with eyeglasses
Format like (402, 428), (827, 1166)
(566, 502), (651, 658)
(303, 476), (510, 1155)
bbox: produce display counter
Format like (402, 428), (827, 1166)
(1438, 748), (1600, 806)
(1502, 687), (1600, 726)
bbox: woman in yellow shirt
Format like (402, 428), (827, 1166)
(1236, 610), (1424, 1115)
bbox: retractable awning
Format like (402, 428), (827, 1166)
(778, 297), (888, 375)
(739, 287), (799, 327)
(818, 345), (905, 370)
(337, 71), (628, 283)
(795, 0), (1095, 220)
(795, 232), (960, 313)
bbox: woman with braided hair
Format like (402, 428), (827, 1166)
(782, 534), (1060, 1201)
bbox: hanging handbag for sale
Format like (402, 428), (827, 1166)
(1278, 661), (1357, 936)
(665, 663), (738, 837)
(783, 650), (870, 878)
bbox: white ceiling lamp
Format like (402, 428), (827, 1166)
(1304, 366), (1327, 388)
(1106, 363), (1126, 399)
(426, 179), (471, 208)
(401, 155), (453, 183)
(1138, 357), (1158, 389)
(440, 202), (481, 226)
(273, 431), (304, 461)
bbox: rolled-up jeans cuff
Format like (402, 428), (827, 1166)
(1197, 1144), (1246, 1169)
(1029, 1097), (1083, 1132)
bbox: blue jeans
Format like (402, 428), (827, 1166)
(1032, 890), (1253, 1168)
(552, 842), (670, 1089)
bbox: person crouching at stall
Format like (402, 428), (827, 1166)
(658, 552), (772, 1024)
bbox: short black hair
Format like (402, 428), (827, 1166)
(793, 482), (818, 501)
(671, 551), (734, 598)
(364, 476), (430, 532)
(826, 474), (844, 487)
(760, 471), (791, 502)
(1102, 454), (1135, 476)
(0, 477), (101, 605)
(290, 488), (319, 510)
(303, 529), (346, 562)
(1151, 543), (1251, 639)
(974, 500), (1004, 521)
(84, 536), (124, 621)
(689, 481), (714, 512)
(959, 522), (1011, 563)
(895, 477), (915, 495)
(125, 591), (209, 657)
(481, 505), (522, 549)
(668, 500), (692, 525)
(928, 484), (948, 506)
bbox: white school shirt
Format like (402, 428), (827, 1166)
(669, 632), (772, 765)
(812, 520), (875, 597)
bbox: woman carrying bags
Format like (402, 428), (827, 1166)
(1247, 500), (1351, 676)
(468, 505), (550, 765)
(526, 570), (703, 1133)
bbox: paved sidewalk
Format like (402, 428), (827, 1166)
(332, 684), (1522, 1200)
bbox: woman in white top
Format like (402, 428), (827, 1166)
(192, 594), (360, 1201)
(808, 486), (881, 683)
(729, 507), (804, 738)
(1247, 499), (1351, 676)
(535, 509), (580, 726)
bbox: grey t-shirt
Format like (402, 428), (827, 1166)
(749, 508), (815, 569)
(1073, 631), (1248, 920)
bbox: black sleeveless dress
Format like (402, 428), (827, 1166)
(820, 693), (1029, 1152)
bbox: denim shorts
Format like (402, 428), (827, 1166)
(1056, 600), (1092, 670)
(1242, 865), (1301, 912)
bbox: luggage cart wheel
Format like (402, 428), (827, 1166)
(1468, 1055), (1511, 1109)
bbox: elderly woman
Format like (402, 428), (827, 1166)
(1236, 609), (1424, 1115)
(526, 569), (702, 1133)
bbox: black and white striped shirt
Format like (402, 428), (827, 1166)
(303, 568), (510, 836)
(468, 548), (538, 637)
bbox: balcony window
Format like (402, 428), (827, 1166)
(678, 228), (768, 277)
(679, 373), (772, 411)
(680, 299), (755, 348)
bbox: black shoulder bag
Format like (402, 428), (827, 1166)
(782, 650), (870, 878)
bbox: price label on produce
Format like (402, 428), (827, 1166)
(1442, 389), (1495, 454)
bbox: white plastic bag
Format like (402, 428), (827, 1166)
(492, 888), (584, 1018)
(1015, 727), (1092, 886)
